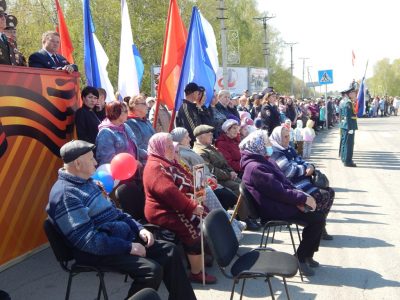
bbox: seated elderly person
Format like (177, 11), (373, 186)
(171, 127), (237, 211)
(240, 130), (326, 276)
(143, 133), (217, 284)
(215, 119), (242, 176)
(126, 94), (156, 165)
(47, 140), (196, 300)
(192, 125), (260, 230)
(269, 126), (334, 240)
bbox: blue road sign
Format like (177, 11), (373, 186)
(318, 70), (333, 85)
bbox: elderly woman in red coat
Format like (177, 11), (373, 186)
(215, 119), (242, 175)
(143, 133), (217, 284)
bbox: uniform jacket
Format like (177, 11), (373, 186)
(241, 151), (307, 220)
(0, 34), (12, 65)
(215, 133), (241, 173)
(192, 141), (233, 182)
(339, 97), (358, 131)
(28, 49), (78, 71)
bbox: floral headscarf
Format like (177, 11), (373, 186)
(147, 132), (172, 158)
(269, 126), (287, 150)
(239, 130), (269, 155)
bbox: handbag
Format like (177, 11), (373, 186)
(311, 169), (329, 189)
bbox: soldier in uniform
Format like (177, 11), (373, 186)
(4, 14), (26, 66)
(260, 87), (280, 135)
(339, 82), (358, 167)
(0, 0), (14, 65)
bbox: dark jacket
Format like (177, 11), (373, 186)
(74, 104), (101, 144)
(241, 151), (307, 220)
(28, 49), (78, 71)
(0, 34), (12, 65)
(176, 99), (203, 143)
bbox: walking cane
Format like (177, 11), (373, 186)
(230, 193), (243, 224)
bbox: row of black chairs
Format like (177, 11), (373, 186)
(43, 181), (306, 299)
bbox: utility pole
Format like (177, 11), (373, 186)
(284, 42), (297, 96)
(217, 0), (228, 89)
(307, 66), (316, 97)
(253, 14), (275, 85)
(299, 57), (309, 99)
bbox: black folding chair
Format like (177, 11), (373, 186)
(204, 209), (298, 300)
(239, 182), (306, 281)
(43, 219), (125, 300)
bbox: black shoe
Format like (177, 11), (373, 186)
(299, 262), (315, 276)
(344, 162), (357, 167)
(321, 228), (333, 240)
(305, 257), (320, 268)
(244, 218), (261, 231)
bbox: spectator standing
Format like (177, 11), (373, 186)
(302, 119), (315, 159)
(95, 88), (107, 121)
(149, 101), (171, 133)
(74, 86), (101, 145)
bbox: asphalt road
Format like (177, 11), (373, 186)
(1, 116), (399, 299)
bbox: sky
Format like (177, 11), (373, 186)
(256, 0), (400, 92)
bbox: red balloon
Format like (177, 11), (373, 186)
(110, 153), (138, 180)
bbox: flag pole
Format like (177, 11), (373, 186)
(363, 60), (369, 79)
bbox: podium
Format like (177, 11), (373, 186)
(0, 65), (80, 268)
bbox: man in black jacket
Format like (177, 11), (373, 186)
(260, 88), (280, 135)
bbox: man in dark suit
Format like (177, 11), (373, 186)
(28, 31), (77, 73)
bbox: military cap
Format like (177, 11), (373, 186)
(5, 14), (17, 29)
(341, 81), (358, 94)
(193, 125), (214, 138)
(60, 140), (95, 163)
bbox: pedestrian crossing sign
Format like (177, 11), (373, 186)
(318, 70), (333, 85)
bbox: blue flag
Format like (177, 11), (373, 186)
(356, 78), (365, 117)
(83, 0), (100, 87)
(174, 7), (217, 112)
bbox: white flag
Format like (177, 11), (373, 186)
(118, 0), (139, 98)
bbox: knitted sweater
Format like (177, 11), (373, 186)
(47, 169), (143, 256)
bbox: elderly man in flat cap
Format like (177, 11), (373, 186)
(47, 140), (196, 300)
(192, 125), (261, 230)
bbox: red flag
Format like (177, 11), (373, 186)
(352, 50), (355, 67)
(55, 0), (74, 63)
(157, 0), (187, 110)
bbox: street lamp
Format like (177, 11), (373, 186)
(284, 42), (297, 96)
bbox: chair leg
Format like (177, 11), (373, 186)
(124, 274), (129, 282)
(98, 272), (108, 300)
(295, 224), (302, 242)
(97, 280), (102, 300)
(288, 226), (304, 282)
(266, 277), (275, 300)
(282, 277), (291, 300)
(271, 227), (276, 243)
(65, 272), (74, 300)
(230, 280), (237, 300)
(239, 279), (246, 300)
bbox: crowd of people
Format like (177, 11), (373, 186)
(38, 77), (359, 299)
(1, 2), (398, 298)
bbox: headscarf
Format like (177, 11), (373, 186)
(269, 126), (288, 150)
(239, 130), (269, 155)
(170, 127), (188, 143)
(147, 132), (172, 158)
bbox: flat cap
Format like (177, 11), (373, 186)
(60, 140), (95, 163)
(193, 125), (214, 138)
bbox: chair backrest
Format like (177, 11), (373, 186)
(43, 219), (74, 264)
(115, 182), (145, 221)
(239, 181), (259, 218)
(127, 288), (161, 300)
(203, 209), (239, 268)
